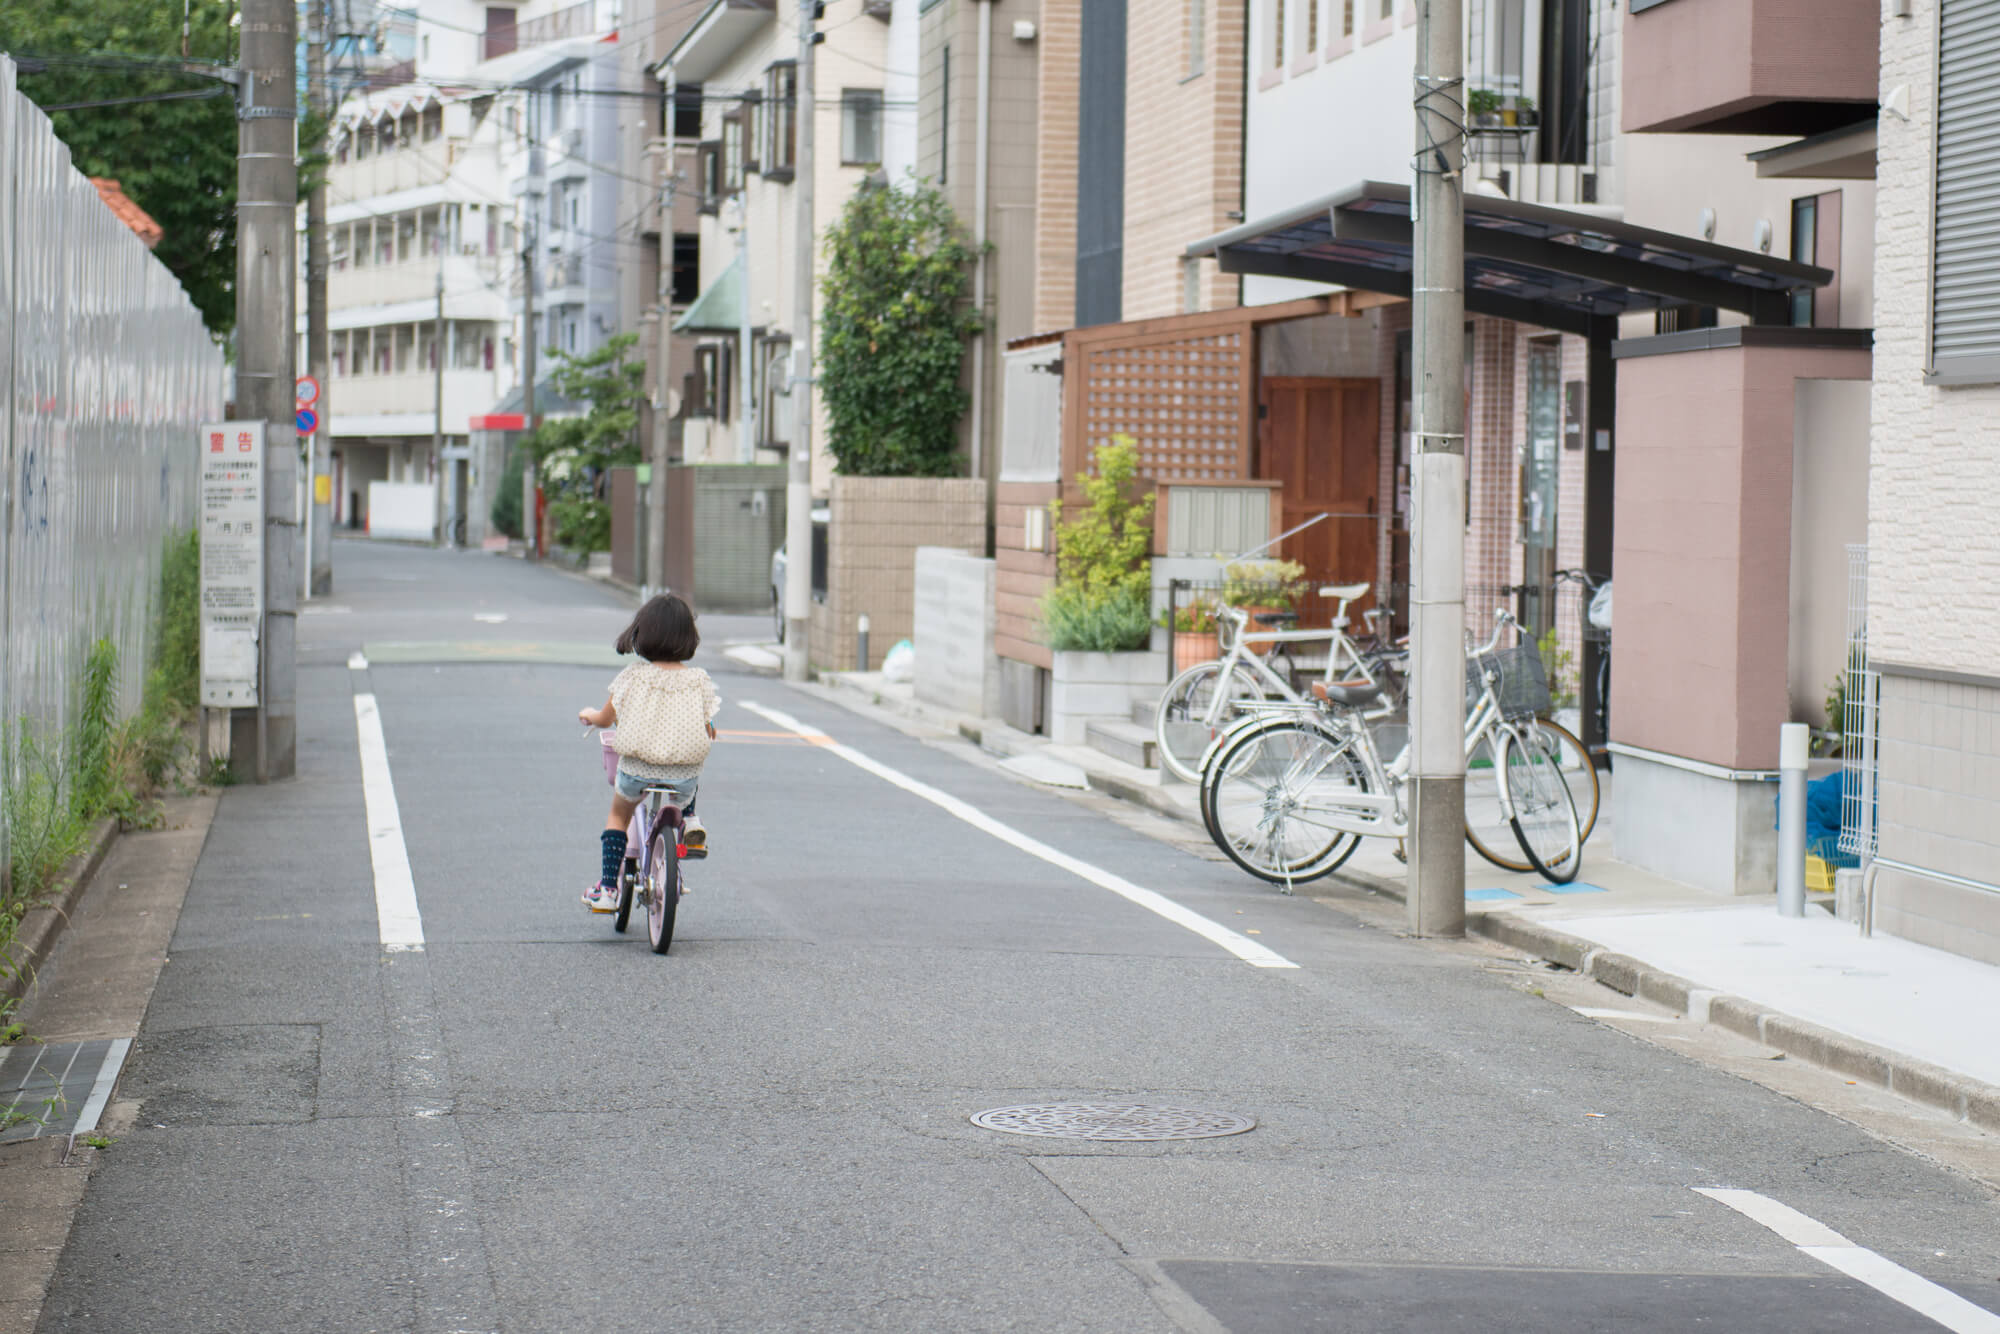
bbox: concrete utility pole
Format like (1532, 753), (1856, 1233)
(522, 221), (539, 559)
(1407, 0), (1467, 937)
(306, 0), (333, 595)
(735, 194), (756, 462)
(649, 161), (678, 596)
(432, 265), (446, 544)
(233, 0), (299, 782)
(781, 0), (818, 679)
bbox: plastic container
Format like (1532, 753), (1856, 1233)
(600, 729), (620, 786)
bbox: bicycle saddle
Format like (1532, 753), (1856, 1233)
(1253, 611), (1299, 626)
(1318, 582), (1370, 601)
(1312, 679), (1382, 707)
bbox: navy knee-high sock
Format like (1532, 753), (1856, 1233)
(600, 829), (628, 886)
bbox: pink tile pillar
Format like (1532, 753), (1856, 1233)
(1610, 341), (1870, 770)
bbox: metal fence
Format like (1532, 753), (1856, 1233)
(0, 56), (227, 845)
(1840, 543), (1879, 862)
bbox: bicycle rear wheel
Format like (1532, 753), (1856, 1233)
(1463, 731), (1522, 872)
(647, 828), (679, 953)
(1203, 720), (1367, 886)
(1501, 724), (1582, 883)
(1156, 661), (1267, 783)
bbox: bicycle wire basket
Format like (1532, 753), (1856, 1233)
(1466, 645), (1553, 722)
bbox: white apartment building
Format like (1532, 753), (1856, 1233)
(654, 0), (894, 489)
(314, 81), (522, 542)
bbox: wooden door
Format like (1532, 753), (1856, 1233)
(1258, 376), (1381, 628)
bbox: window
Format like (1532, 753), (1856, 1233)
(841, 89), (883, 165)
(721, 113), (744, 191)
(1789, 195), (1818, 327)
(378, 116), (396, 153)
(1379, 0), (1392, 17)
(1304, 0), (1318, 55)
(671, 233), (700, 305)
(1272, 0), (1286, 68)
(672, 83), (703, 139)
(356, 123), (374, 158)
(698, 139), (723, 211)
(760, 337), (791, 442)
(692, 343), (733, 420)
(1343, 0), (1354, 37)
(1185, 0), (1204, 76)
(332, 331), (348, 377)
(1931, 0), (2000, 383)
(422, 33), (431, 63)
(742, 91), (763, 173)
(567, 193), (579, 230)
(764, 65), (797, 174)
(422, 105), (442, 141)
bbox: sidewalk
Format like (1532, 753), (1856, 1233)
(811, 665), (2000, 1136)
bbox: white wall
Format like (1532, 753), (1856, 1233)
(1871, 1), (2000, 675)
(1788, 378), (1869, 728)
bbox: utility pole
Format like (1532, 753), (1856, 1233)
(649, 160), (679, 596)
(233, 0), (299, 782)
(1407, 0), (1466, 937)
(306, 0), (333, 595)
(735, 194), (756, 463)
(522, 221), (539, 559)
(432, 265), (446, 544)
(781, 0), (818, 680)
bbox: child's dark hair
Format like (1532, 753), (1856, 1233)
(617, 594), (701, 662)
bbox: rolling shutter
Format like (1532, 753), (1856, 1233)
(1931, 0), (2000, 384)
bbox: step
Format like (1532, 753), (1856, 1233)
(1085, 718), (1159, 770)
(1131, 696), (1161, 727)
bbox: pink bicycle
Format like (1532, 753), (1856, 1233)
(598, 730), (683, 953)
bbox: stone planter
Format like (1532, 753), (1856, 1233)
(1050, 648), (1169, 746)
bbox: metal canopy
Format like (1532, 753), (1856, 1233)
(1186, 181), (1834, 340)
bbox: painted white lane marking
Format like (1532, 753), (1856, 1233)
(347, 651), (369, 670)
(353, 693), (425, 951)
(72, 1038), (131, 1137)
(739, 700), (1298, 970)
(473, 612), (507, 624)
(1697, 1188), (2000, 1333)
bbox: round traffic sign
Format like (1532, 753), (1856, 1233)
(295, 375), (321, 407)
(296, 408), (318, 435)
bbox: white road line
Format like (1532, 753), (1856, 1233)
(1697, 1188), (2000, 1333)
(347, 651), (369, 670)
(738, 700), (1299, 970)
(353, 692), (425, 951)
(72, 1038), (131, 1137)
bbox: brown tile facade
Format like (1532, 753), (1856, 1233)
(808, 476), (989, 672)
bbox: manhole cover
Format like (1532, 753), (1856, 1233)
(969, 1102), (1256, 1142)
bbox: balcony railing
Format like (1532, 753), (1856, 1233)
(329, 145), (451, 201)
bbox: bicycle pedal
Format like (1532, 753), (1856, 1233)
(681, 845), (708, 860)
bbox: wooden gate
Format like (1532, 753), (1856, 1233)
(1258, 376), (1381, 629)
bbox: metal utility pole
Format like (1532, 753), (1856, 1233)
(781, 0), (818, 680)
(233, 0), (299, 781)
(1407, 0), (1466, 937)
(432, 266), (447, 544)
(522, 222), (539, 559)
(306, 0), (333, 595)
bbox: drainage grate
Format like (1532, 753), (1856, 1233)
(969, 1102), (1257, 1142)
(0, 1039), (131, 1143)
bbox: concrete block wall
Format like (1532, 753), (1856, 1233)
(809, 476), (987, 672)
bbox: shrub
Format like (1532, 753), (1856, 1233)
(819, 177), (982, 477)
(491, 446), (525, 540)
(1040, 436), (1156, 653)
(1221, 558), (1305, 610)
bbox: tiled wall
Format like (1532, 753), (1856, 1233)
(1873, 670), (2000, 963)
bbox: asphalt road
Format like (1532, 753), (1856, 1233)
(34, 541), (2000, 1332)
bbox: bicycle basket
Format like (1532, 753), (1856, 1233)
(1467, 645), (1552, 722)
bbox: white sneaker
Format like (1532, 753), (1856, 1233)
(683, 816), (708, 860)
(584, 881), (619, 913)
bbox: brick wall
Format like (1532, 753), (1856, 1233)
(1033, 0), (1080, 332)
(1121, 0), (1244, 319)
(808, 476), (988, 671)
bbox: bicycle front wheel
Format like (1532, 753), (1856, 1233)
(647, 829), (679, 953)
(1156, 660), (1267, 783)
(1501, 724), (1582, 883)
(1463, 730), (1522, 872)
(1203, 720), (1368, 886)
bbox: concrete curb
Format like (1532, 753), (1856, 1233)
(2, 818), (118, 1009)
(1471, 909), (2000, 1135)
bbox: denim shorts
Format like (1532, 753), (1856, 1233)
(615, 769), (698, 807)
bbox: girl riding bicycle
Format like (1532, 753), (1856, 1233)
(576, 594), (719, 913)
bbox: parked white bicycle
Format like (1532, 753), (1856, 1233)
(1197, 607), (1585, 887)
(1154, 582), (1398, 782)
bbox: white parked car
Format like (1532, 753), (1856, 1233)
(769, 506), (830, 644)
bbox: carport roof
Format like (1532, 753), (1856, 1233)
(1185, 181), (1833, 339)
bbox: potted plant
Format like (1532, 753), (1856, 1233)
(1164, 599), (1221, 672)
(1040, 436), (1167, 743)
(1220, 558), (1305, 655)
(1468, 88), (1503, 128)
(1514, 94), (1539, 128)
